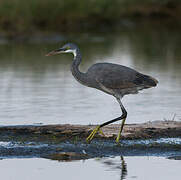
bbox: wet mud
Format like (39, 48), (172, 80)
(0, 121), (181, 161)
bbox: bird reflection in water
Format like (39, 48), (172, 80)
(99, 156), (127, 180)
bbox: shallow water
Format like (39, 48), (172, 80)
(0, 136), (181, 180)
(0, 156), (181, 180)
(0, 137), (181, 159)
(0, 28), (181, 126)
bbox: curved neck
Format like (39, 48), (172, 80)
(71, 49), (88, 86)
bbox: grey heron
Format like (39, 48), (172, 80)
(46, 43), (158, 143)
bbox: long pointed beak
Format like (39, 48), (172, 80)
(45, 48), (65, 56)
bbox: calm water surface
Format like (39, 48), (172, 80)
(0, 29), (181, 125)
(0, 156), (181, 180)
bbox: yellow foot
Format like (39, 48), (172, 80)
(115, 118), (126, 144)
(115, 127), (122, 144)
(115, 134), (121, 144)
(99, 129), (105, 137)
(86, 125), (102, 143)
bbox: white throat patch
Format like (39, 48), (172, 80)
(65, 49), (77, 57)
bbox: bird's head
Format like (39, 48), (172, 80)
(46, 43), (78, 57)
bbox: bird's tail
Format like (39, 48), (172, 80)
(143, 75), (158, 87)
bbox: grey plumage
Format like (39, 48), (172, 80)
(85, 63), (158, 97)
(46, 43), (158, 143)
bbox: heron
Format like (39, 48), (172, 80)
(46, 43), (158, 143)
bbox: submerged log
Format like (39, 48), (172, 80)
(0, 121), (181, 142)
(0, 121), (181, 160)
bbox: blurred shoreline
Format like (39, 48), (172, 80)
(0, 19), (181, 43)
(0, 0), (181, 39)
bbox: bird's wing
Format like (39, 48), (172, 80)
(96, 71), (158, 90)
(96, 73), (139, 89)
(94, 65), (144, 89)
(87, 63), (157, 90)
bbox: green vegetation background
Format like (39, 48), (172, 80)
(0, 0), (180, 34)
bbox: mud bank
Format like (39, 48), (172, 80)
(0, 121), (181, 160)
(0, 121), (180, 142)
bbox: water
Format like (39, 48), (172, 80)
(1, 137), (181, 158)
(0, 136), (181, 180)
(0, 156), (181, 180)
(0, 28), (181, 126)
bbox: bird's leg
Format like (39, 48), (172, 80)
(115, 98), (127, 143)
(86, 98), (127, 143)
(116, 118), (126, 143)
(86, 125), (101, 142)
(86, 125), (106, 143)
